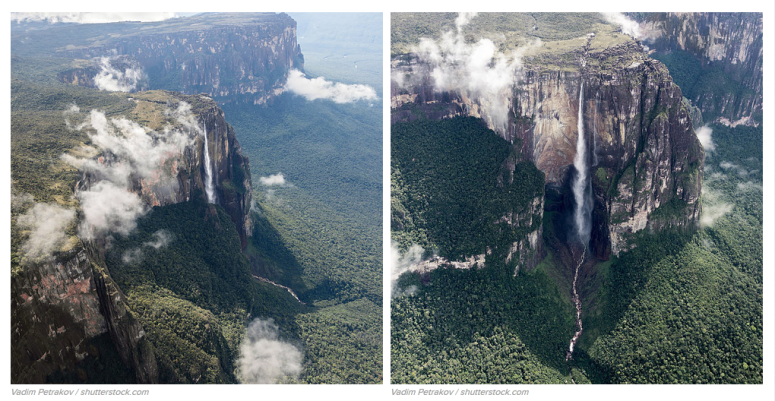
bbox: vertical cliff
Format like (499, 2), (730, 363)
(11, 91), (253, 383)
(392, 38), (703, 260)
(631, 12), (763, 123)
(58, 13), (303, 105)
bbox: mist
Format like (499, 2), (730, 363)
(78, 181), (146, 239)
(285, 69), (377, 104)
(15, 201), (76, 263)
(700, 187), (733, 227)
(62, 103), (200, 240)
(411, 12), (527, 135)
(94, 57), (146, 92)
(122, 230), (173, 265)
(144, 230), (173, 249)
(696, 125), (715, 152)
(237, 318), (303, 384)
(601, 13), (659, 42)
(259, 173), (287, 186)
(390, 243), (425, 297)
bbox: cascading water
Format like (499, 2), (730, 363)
(202, 123), (216, 204)
(572, 82), (592, 245)
(566, 82), (593, 361)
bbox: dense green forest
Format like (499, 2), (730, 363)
(580, 121), (763, 383)
(106, 197), (307, 383)
(221, 86), (383, 381)
(390, 115), (762, 384)
(11, 36), (383, 382)
(390, 117), (577, 383)
(391, 117), (543, 261)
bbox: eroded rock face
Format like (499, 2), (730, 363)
(11, 249), (106, 383)
(60, 13), (303, 105)
(392, 39), (703, 259)
(633, 12), (763, 122)
(12, 93), (253, 383)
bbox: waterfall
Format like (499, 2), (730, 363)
(203, 123), (216, 204)
(572, 83), (592, 245)
(566, 82), (594, 361)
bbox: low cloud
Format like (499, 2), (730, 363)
(409, 12), (534, 135)
(62, 103), (201, 240)
(94, 57), (146, 93)
(121, 230), (173, 264)
(601, 13), (660, 42)
(696, 125), (715, 152)
(719, 161), (750, 177)
(16, 201), (76, 263)
(12, 12), (178, 24)
(285, 69), (377, 104)
(11, 192), (35, 212)
(736, 181), (762, 192)
(121, 230), (173, 265)
(77, 181), (146, 239)
(144, 230), (173, 249)
(259, 173), (287, 186)
(700, 188), (733, 227)
(238, 318), (303, 384)
(122, 248), (144, 265)
(390, 243), (425, 297)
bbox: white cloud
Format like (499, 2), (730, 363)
(63, 102), (204, 240)
(11, 192), (35, 212)
(285, 69), (377, 104)
(259, 173), (287, 186)
(144, 230), (173, 249)
(77, 181), (146, 239)
(700, 188), (733, 227)
(122, 248), (144, 265)
(238, 318), (303, 384)
(390, 243), (425, 297)
(63, 105), (197, 194)
(696, 125), (715, 152)
(719, 161), (749, 177)
(120, 230), (173, 265)
(601, 13), (660, 42)
(93, 57), (146, 92)
(12, 12), (178, 24)
(16, 202), (76, 263)
(410, 12), (533, 135)
(736, 181), (762, 192)
(455, 12), (478, 32)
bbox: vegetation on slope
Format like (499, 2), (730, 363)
(390, 117), (573, 383)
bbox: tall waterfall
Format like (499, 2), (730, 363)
(566, 82), (594, 361)
(203, 123), (216, 204)
(572, 83), (592, 245)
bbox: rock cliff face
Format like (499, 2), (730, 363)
(11, 93), (252, 383)
(632, 12), (763, 123)
(392, 39), (703, 259)
(59, 13), (303, 105)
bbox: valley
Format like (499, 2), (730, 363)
(11, 12), (382, 384)
(390, 12), (762, 384)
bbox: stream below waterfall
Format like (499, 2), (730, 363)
(566, 246), (585, 361)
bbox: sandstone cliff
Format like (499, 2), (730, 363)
(632, 12), (763, 123)
(11, 92), (253, 383)
(392, 36), (703, 261)
(58, 13), (303, 105)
